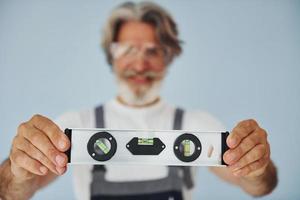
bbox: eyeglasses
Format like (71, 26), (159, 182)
(110, 42), (169, 65)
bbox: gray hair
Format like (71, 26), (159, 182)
(101, 1), (182, 66)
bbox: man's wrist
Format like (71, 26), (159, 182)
(0, 159), (38, 200)
(239, 161), (277, 196)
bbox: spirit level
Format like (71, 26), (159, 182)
(65, 128), (229, 166)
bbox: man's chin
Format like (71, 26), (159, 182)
(130, 83), (152, 95)
(117, 79), (162, 106)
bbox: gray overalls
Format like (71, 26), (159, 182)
(90, 105), (194, 200)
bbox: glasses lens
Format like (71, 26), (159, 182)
(111, 43), (166, 65)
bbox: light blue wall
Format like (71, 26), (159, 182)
(1, 0), (299, 199)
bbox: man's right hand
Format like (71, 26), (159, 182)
(9, 114), (70, 182)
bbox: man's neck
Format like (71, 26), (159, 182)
(116, 96), (160, 108)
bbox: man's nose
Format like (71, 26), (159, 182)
(132, 56), (148, 72)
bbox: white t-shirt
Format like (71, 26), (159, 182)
(55, 98), (225, 200)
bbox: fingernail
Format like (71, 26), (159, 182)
(40, 166), (48, 174)
(59, 140), (66, 150)
(55, 154), (66, 166)
(228, 136), (237, 147)
(226, 153), (236, 163)
(56, 166), (65, 175)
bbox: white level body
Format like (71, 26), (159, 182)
(65, 128), (229, 167)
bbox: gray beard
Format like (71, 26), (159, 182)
(116, 78), (162, 106)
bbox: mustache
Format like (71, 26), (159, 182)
(121, 69), (165, 80)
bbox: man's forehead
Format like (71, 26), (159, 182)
(116, 21), (159, 44)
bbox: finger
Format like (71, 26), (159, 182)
(10, 149), (48, 176)
(232, 155), (269, 177)
(227, 119), (258, 148)
(29, 114), (70, 151)
(14, 135), (61, 175)
(223, 129), (267, 164)
(21, 125), (68, 167)
(10, 150), (34, 180)
(229, 144), (267, 171)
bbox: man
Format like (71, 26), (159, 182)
(0, 2), (277, 200)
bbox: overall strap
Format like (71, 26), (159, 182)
(95, 105), (105, 129)
(173, 108), (194, 189)
(93, 105), (106, 172)
(173, 108), (184, 130)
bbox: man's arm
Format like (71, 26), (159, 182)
(210, 119), (278, 197)
(0, 158), (60, 200)
(0, 158), (37, 200)
(0, 114), (70, 200)
(210, 160), (277, 196)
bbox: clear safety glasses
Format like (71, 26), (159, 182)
(110, 42), (169, 65)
